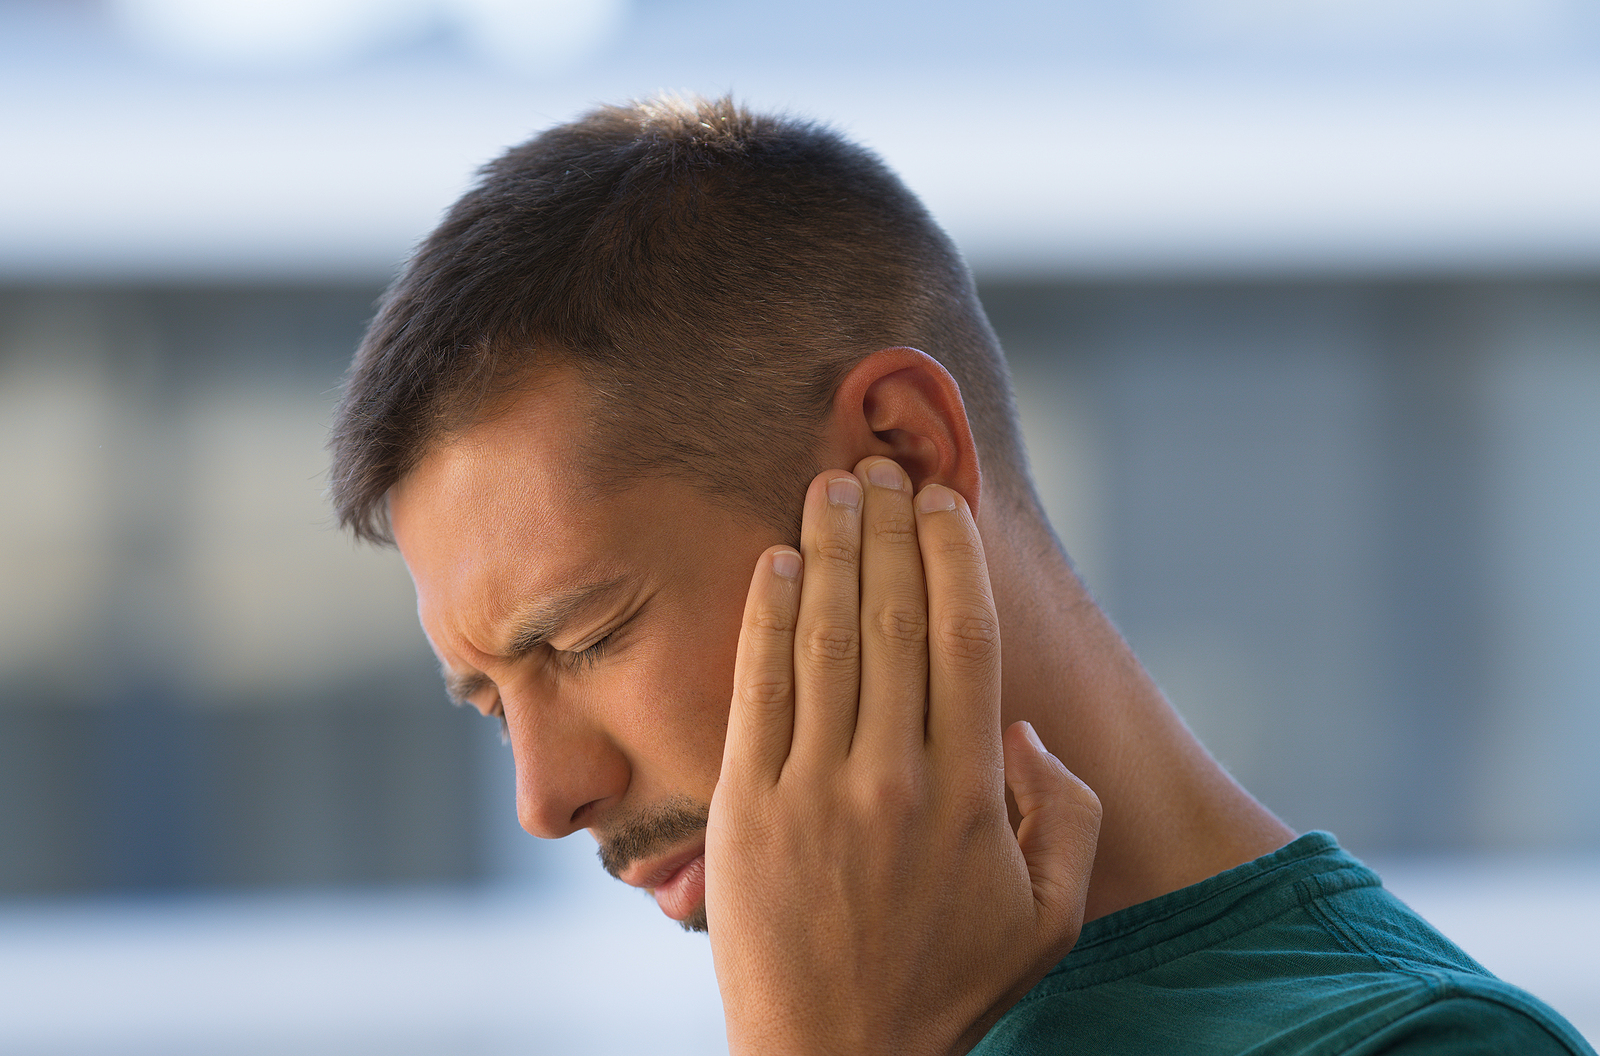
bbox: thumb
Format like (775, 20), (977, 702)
(1003, 721), (1102, 935)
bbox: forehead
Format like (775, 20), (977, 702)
(399, 372), (591, 515)
(388, 373), (617, 635)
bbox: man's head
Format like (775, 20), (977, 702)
(329, 94), (1037, 545)
(330, 95), (1043, 931)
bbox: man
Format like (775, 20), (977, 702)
(329, 96), (1594, 1054)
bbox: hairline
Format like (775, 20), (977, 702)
(378, 358), (815, 549)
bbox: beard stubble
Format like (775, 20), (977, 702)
(596, 794), (712, 933)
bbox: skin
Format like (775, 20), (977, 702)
(389, 348), (1293, 1053)
(710, 465), (1101, 1055)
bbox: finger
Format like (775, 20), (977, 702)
(915, 483), (1002, 761)
(722, 546), (804, 789)
(790, 471), (864, 764)
(1004, 721), (1101, 941)
(852, 457), (929, 757)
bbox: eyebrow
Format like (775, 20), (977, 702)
(443, 668), (492, 708)
(440, 576), (629, 707)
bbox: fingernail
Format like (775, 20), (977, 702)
(827, 476), (861, 509)
(772, 549), (801, 579)
(1019, 720), (1046, 753)
(915, 484), (957, 513)
(866, 460), (903, 490)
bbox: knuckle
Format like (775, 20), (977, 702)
(800, 623), (860, 665)
(738, 673), (791, 709)
(933, 609), (1001, 665)
(748, 605), (796, 636)
(1072, 781), (1105, 831)
(853, 767), (927, 815)
(869, 510), (918, 547)
(813, 538), (860, 565)
(868, 602), (928, 646)
(925, 530), (982, 563)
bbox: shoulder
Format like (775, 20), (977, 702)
(970, 834), (1597, 1056)
(1341, 986), (1597, 1056)
(972, 976), (1596, 1056)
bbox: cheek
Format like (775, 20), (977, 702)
(613, 540), (769, 796)
(604, 625), (738, 797)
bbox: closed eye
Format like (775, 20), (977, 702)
(561, 629), (615, 670)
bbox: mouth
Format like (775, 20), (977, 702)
(620, 842), (707, 922)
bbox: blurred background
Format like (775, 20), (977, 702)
(2, 0), (1598, 1052)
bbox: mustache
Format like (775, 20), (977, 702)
(597, 795), (710, 880)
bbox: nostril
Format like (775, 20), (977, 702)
(570, 798), (605, 828)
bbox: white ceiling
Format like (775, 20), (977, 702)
(3, 0), (1599, 279)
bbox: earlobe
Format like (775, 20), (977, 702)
(825, 347), (982, 515)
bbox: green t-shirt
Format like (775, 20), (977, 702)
(973, 832), (1595, 1056)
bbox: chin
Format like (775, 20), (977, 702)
(680, 902), (709, 935)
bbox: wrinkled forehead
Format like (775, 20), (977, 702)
(388, 375), (607, 616)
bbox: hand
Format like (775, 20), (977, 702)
(706, 458), (1102, 1056)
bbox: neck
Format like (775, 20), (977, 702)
(984, 510), (1294, 922)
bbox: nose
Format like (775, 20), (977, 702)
(503, 691), (630, 839)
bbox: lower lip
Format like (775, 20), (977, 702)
(651, 853), (706, 922)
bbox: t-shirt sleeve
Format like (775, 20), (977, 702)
(1354, 995), (1597, 1056)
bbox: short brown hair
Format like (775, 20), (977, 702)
(329, 94), (1034, 544)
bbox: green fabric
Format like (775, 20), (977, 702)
(973, 832), (1595, 1056)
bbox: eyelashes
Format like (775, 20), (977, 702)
(473, 624), (626, 746)
(561, 629), (615, 669)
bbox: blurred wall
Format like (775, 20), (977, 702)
(995, 279), (1600, 855)
(2, 0), (1599, 896)
(3, 276), (1597, 895)
(0, 286), (488, 892)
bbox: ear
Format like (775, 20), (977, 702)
(821, 347), (982, 515)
